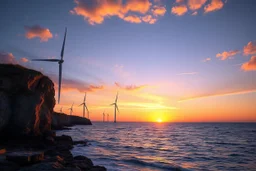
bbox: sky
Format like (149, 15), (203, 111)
(0, 0), (256, 122)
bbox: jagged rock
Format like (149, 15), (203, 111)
(89, 166), (107, 171)
(18, 162), (81, 171)
(6, 151), (44, 165)
(73, 155), (93, 170)
(0, 64), (55, 137)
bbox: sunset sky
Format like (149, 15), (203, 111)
(1, 0), (256, 122)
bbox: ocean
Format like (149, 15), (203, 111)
(57, 122), (256, 171)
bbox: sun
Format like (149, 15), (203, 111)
(156, 118), (162, 123)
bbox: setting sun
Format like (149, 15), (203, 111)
(156, 118), (162, 123)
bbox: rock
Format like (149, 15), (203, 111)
(89, 166), (107, 171)
(6, 151), (44, 165)
(55, 135), (73, 150)
(19, 162), (81, 171)
(0, 160), (20, 171)
(52, 112), (92, 130)
(0, 64), (55, 137)
(73, 155), (93, 170)
(0, 92), (11, 133)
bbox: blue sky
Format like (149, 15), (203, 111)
(0, 0), (256, 121)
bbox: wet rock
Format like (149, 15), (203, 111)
(89, 166), (107, 171)
(6, 151), (44, 165)
(0, 160), (20, 171)
(19, 162), (81, 171)
(73, 155), (93, 170)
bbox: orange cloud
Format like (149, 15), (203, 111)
(180, 89), (256, 102)
(151, 5), (166, 16)
(142, 15), (157, 24)
(203, 57), (211, 62)
(123, 0), (152, 14)
(241, 56), (256, 71)
(0, 52), (16, 64)
(115, 82), (147, 91)
(20, 57), (29, 63)
(70, 0), (152, 25)
(171, 5), (188, 16)
(188, 0), (207, 10)
(216, 50), (240, 60)
(24, 25), (53, 42)
(204, 0), (224, 13)
(243, 41), (256, 56)
(123, 15), (142, 23)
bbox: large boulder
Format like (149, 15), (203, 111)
(0, 64), (55, 137)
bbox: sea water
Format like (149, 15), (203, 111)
(57, 122), (256, 171)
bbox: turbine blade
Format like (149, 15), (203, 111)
(78, 103), (84, 106)
(84, 92), (86, 102)
(32, 59), (60, 62)
(110, 103), (115, 106)
(115, 92), (118, 103)
(58, 63), (62, 104)
(85, 105), (89, 113)
(116, 105), (119, 113)
(61, 27), (67, 60)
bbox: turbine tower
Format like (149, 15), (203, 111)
(107, 113), (109, 122)
(79, 93), (89, 118)
(103, 110), (105, 122)
(110, 92), (119, 123)
(68, 102), (74, 115)
(32, 28), (67, 104)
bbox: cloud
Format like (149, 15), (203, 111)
(151, 5), (166, 16)
(180, 89), (256, 102)
(0, 52), (16, 64)
(203, 57), (211, 62)
(188, 0), (207, 10)
(171, 5), (188, 16)
(192, 11), (198, 15)
(0, 52), (29, 64)
(51, 75), (104, 93)
(177, 72), (198, 75)
(204, 0), (224, 13)
(241, 56), (256, 71)
(20, 57), (29, 63)
(141, 15), (157, 24)
(216, 50), (240, 60)
(24, 25), (53, 42)
(123, 15), (142, 23)
(243, 41), (256, 56)
(70, 0), (152, 25)
(115, 82), (147, 91)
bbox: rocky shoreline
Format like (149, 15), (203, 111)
(0, 64), (106, 170)
(0, 132), (106, 171)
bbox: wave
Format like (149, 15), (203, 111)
(123, 158), (187, 171)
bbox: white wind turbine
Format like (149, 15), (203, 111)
(79, 93), (89, 118)
(32, 28), (67, 104)
(110, 92), (119, 123)
(68, 102), (74, 115)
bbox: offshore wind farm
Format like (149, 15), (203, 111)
(1, 1), (256, 171)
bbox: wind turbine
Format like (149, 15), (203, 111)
(103, 110), (105, 122)
(68, 102), (74, 115)
(32, 28), (67, 104)
(79, 93), (89, 118)
(110, 92), (119, 123)
(59, 107), (63, 113)
(107, 113), (109, 122)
